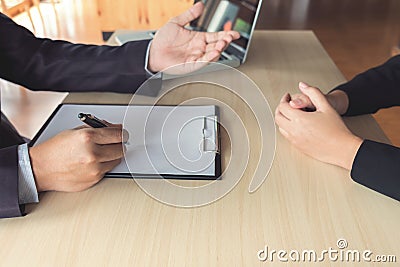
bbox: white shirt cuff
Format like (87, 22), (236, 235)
(144, 41), (156, 76)
(18, 144), (39, 204)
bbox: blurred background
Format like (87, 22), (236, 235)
(1, 0), (399, 144)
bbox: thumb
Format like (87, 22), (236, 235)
(298, 82), (330, 111)
(171, 2), (204, 26)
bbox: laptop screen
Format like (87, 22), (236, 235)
(191, 0), (262, 61)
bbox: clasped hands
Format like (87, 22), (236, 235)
(275, 82), (363, 170)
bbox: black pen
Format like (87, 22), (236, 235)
(78, 113), (108, 128)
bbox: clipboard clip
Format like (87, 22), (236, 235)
(202, 115), (220, 154)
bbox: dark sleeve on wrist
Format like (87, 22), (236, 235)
(351, 140), (400, 201)
(0, 146), (24, 218)
(331, 55), (400, 116)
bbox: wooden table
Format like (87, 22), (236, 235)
(1, 31), (399, 266)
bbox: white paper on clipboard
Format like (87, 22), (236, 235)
(32, 104), (219, 178)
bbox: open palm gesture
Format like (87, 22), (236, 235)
(148, 2), (240, 74)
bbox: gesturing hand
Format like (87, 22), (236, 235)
(275, 82), (363, 170)
(29, 124), (128, 192)
(148, 2), (240, 74)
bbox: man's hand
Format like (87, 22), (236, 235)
(275, 82), (362, 170)
(29, 124), (128, 192)
(148, 2), (240, 74)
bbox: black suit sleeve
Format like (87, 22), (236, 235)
(0, 146), (24, 218)
(0, 12), (151, 219)
(0, 12), (150, 93)
(333, 55), (400, 116)
(331, 56), (400, 201)
(351, 140), (400, 201)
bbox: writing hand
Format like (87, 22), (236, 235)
(29, 124), (128, 192)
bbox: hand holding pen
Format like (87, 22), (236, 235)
(29, 113), (128, 193)
(78, 113), (130, 144)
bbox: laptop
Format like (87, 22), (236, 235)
(115, 0), (263, 69)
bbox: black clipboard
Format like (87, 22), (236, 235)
(30, 103), (222, 180)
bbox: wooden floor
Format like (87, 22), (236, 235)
(7, 0), (400, 145)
